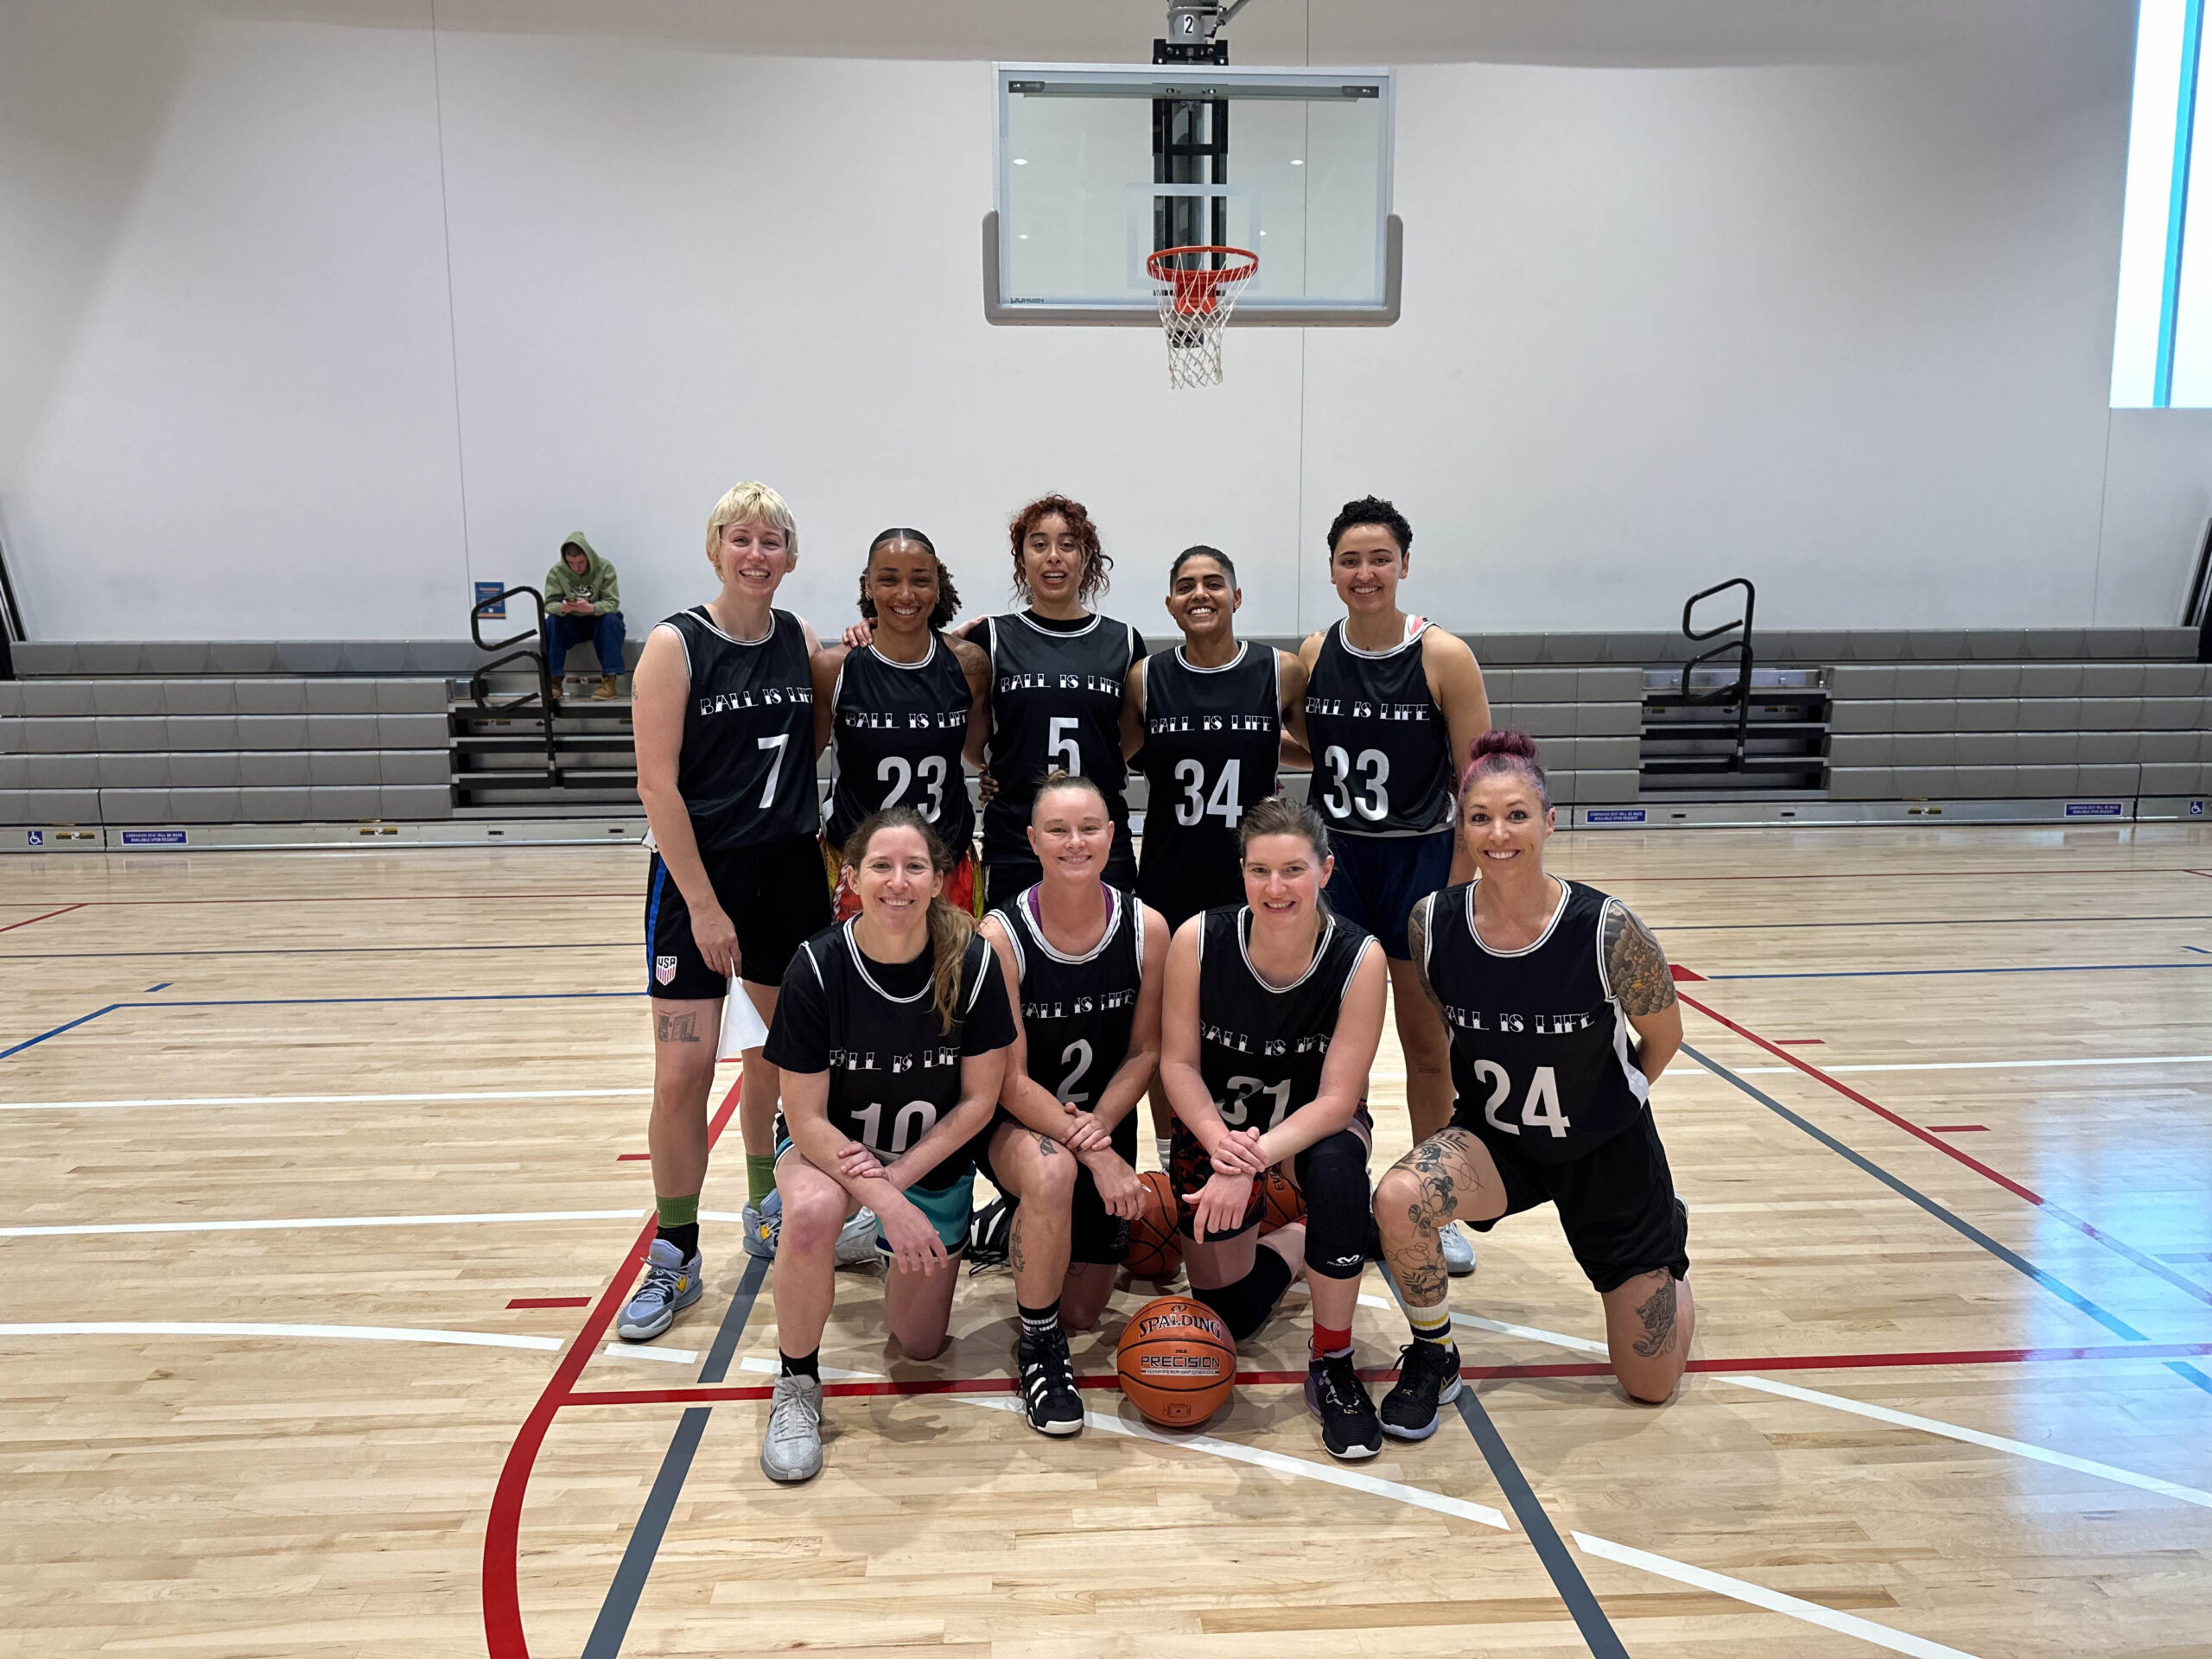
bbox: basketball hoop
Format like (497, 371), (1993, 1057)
(1147, 245), (1258, 390)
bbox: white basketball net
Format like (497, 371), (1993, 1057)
(1151, 247), (1258, 391)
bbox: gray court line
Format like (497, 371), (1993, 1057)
(581, 1254), (769, 1659)
(1452, 1390), (1631, 1658)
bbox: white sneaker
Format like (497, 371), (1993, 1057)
(1439, 1221), (1477, 1278)
(835, 1208), (879, 1268)
(760, 1373), (823, 1483)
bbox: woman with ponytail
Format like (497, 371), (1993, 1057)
(758, 808), (1016, 1484)
(1371, 731), (1694, 1444)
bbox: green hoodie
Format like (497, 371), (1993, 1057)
(544, 533), (621, 615)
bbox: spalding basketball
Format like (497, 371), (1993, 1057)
(1258, 1165), (1305, 1235)
(1116, 1295), (1236, 1427)
(1124, 1170), (1184, 1281)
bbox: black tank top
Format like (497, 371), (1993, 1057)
(981, 612), (1144, 862)
(1421, 879), (1649, 1165)
(996, 883), (1145, 1109)
(1302, 620), (1452, 837)
(663, 606), (817, 850)
(781, 924), (1005, 1180)
(825, 639), (976, 852)
(1195, 906), (1376, 1133)
(1136, 644), (1281, 880)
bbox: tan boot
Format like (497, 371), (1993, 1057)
(594, 675), (619, 700)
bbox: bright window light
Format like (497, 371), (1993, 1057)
(2114, 0), (2207, 406)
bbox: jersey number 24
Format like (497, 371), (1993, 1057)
(1470, 1059), (1570, 1138)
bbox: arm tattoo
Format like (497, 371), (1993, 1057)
(655, 1012), (702, 1044)
(1603, 902), (1678, 1016)
(1405, 896), (1447, 1023)
(1630, 1276), (1678, 1358)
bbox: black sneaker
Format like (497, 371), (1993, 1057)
(1379, 1341), (1463, 1440)
(967, 1195), (1014, 1274)
(1304, 1351), (1382, 1461)
(1016, 1325), (1084, 1437)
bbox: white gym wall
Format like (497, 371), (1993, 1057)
(1, 0), (2202, 643)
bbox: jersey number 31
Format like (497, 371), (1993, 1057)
(1471, 1060), (1570, 1138)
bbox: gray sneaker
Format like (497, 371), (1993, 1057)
(616, 1238), (702, 1341)
(835, 1208), (880, 1268)
(741, 1195), (780, 1261)
(1440, 1221), (1477, 1278)
(760, 1373), (824, 1483)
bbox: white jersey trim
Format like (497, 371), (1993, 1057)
(1331, 616), (1432, 662)
(1235, 907), (1338, 995)
(1465, 876), (1573, 959)
(1014, 884), (1125, 967)
(1172, 641), (1250, 675)
(842, 920), (930, 1005)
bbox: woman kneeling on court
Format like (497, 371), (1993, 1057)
(758, 808), (1015, 1484)
(1374, 731), (1693, 1440)
(976, 772), (1165, 1435)
(1160, 797), (1389, 1462)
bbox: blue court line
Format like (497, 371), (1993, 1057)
(0, 1005), (124, 1060)
(2172, 1363), (2212, 1398)
(143, 982), (169, 994)
(2189, 946), (2211, 957)
(583, 1255), (769, 1658)
(1705, 961), (2212, 982)
(1683, 1042), (2150, 1344)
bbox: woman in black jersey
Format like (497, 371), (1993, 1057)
(1372, 732), (1692, 1442)
(758, 808), (1017, 1484)
(1300, 495), (1492, 1274)
(976, 773), (1165, 1435)
(1122, 545), (1307, 1162)
(1160, 798), (1390, 1463)
(623, 482), (830, 1344)
(812, 529), (991, 918)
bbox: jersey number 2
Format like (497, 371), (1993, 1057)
(1173, 758), (1243, 828)
(1471, 1060), (1571, 1138)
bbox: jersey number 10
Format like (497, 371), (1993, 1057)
(853, 1098), (940, 1155)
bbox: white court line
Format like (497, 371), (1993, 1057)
(1722, 1054), (2212, 1077)
(1355, 1293), (1610, 1357)
(0, 1208), (643, 1238)
(736, 1355), (882, 1382)
(602, 1343), (698, 1364)
(958, 1395), (1509, 1529)
(1720, 1374), (2212, 1510)
(0, 1321), (559, 1352)
(0, 1088), (654, 1111)
(594, 1349), (884, 1377)
(1573, 1531), (1982, 1659)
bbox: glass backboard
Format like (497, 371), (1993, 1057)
(987, 63), (1399, 326)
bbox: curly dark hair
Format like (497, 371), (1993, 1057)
(1008, 493), (1112, 606)
(1325, 495), (1413, 557)
(856, 527), (962, 631)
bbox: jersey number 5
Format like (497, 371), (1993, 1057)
(1048, 716), (1082, 777)
(1173, 757), (1243, 828)
(1319, 747), (1389, 822)
(1471, 1059), (1571, 1138)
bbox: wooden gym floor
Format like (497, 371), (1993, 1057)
(3, 825), (2210, 1658)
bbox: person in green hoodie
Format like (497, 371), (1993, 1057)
(543, 534), (627, 700)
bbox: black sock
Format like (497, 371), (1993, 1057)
(657, 1221), (700, 1260)
(779, 1348), (820, 1381)
(1018, 1300), (1062, 1340)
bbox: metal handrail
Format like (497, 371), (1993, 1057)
(1677, 577), (1757, 771)
(467, 585), (559, 781)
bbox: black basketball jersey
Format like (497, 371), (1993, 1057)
(1421, 879), (1649, 1165)
(1303, 620), (1453, 837)
(1195, 906), (1376, 1133)
(660, 606), (818, 851)
(1136, 644), (1281, 880)
(768, 923), (1011, 1185)
(825, 639), (976, 851)
(996, 883), (1146, 1109)
(981, 612), (1145, 862)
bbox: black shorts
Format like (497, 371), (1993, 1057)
(644, 836), (830, 999)
(1137, 850), (1243, 934)
(1323, 829), (1453, 960)
(1465, 1109), (1690, 1294)
(984, 842), (1140, 912)
(1167, 1103), (1373, 1243)
(976, 1109), (1140, 1266)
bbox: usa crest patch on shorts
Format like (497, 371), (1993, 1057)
(655, 955), (678, 985)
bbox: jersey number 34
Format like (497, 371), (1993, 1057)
(1173, 758), (1243, 827)
(1471, 1059), (1571, 1138)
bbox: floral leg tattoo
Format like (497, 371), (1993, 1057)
(1630, 1276), (1678, 1358)
(1390, 1128), (1482, 1304)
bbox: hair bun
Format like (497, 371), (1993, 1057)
(1469, 728), (1540, 765)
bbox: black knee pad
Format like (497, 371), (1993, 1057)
(1067, 1165), (1130, 1266)
(1190, 1249), (1295, 1343)
(1294, 1128), (1372, 1281)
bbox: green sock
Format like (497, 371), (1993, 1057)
(655, 1192), (700, 1229)
(747, 1154), (776, 1208)
(1407, 1300), (1453, 1350)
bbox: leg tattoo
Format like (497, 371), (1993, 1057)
(1389, 1132), (1479, 1304)
(655, 1012), (701, 1044)
(1630, 1277), (1678, 1358)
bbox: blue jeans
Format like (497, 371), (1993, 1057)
(544, 611), (626, 677)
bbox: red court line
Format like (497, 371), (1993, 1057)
(614, 1153), (652, 1161)
(507, 1297), (592, 1310)
(1775, 1038), (1824, 1046)
(1600, 868), (2194, 883)
(1927, 1124), (1990, 1134)
(0, 904), (86, 934)
(1678, 987), (2212, 1311)
(31, 893), (643, 908)
(482, 1075), (741, 1659)
(558, 1339), (2212, 1408)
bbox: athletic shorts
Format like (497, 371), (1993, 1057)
(1166, 1103), (1373, 1243)
(976, 1109), (1139, 1266)
(984, 842), (1140, 912)
(1464, 1109), (1690, 1294)
(1137, 850), (1244, 934)
(1322, 828), (1453, 961)
(773, 1135), (974, 1255)
(824, 840), (983, 925)
(645, 835), (830, 998)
